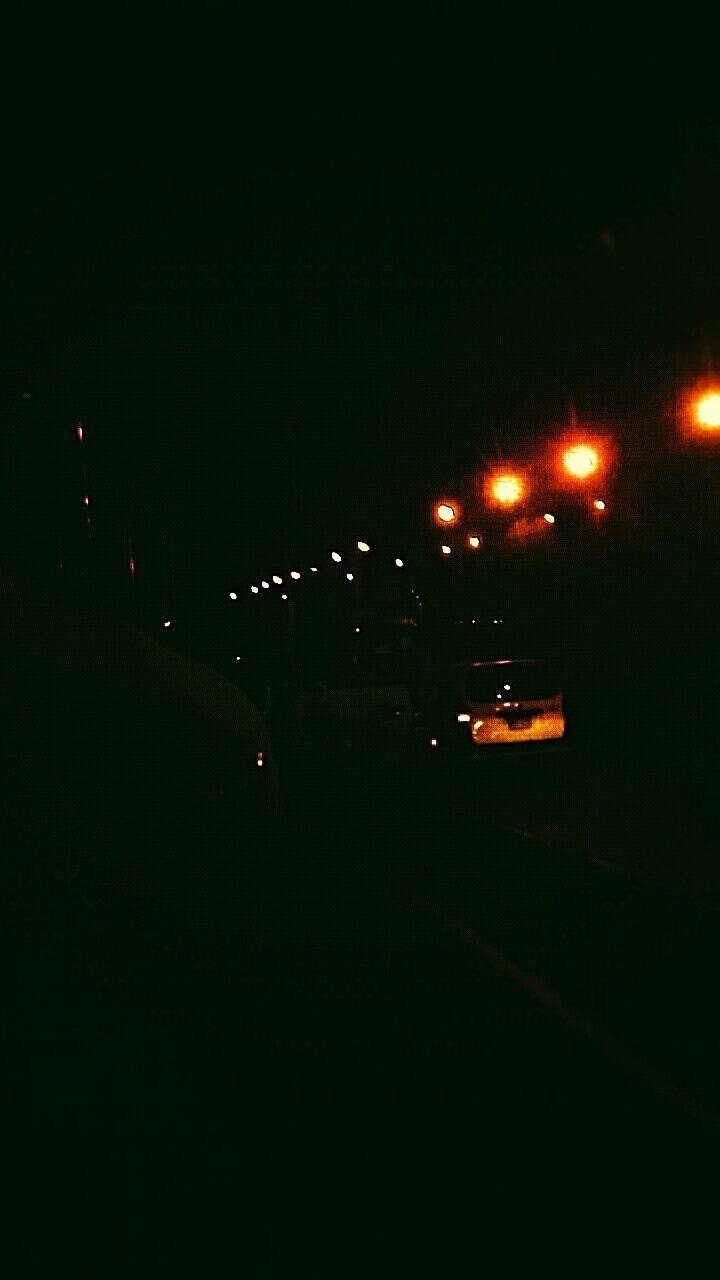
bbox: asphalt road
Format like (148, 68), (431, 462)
(9, 738), (720, 1270)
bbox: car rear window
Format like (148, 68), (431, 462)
(464, 662), (560, 702)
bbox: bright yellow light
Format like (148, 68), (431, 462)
(395, 558), (404, 568)
(261, 581), (270, 589)
(593, 498), (606, 511)
(436, 503), (456, 524)
(695, 393), (720, 428)
(457, 713), (471, 723)
(257, 751), (264, 768)
(357, 540), (370, 552)
(441, 544), (451, 556)
(543, 512), (555, 524)
(83, 495), (90, 506)
(273, 575), (282, 585)
(281, 593), (288, 600)
(251, 585), (259, 593)
(229, 591), (238, 600)
(430, 737), (438, 747)
(163, 620), (171, 628)
(290, 570), (301, 579)
(331, 551), (342, 562)
(491, 474), (523, 505)
(77, 424), (83, 442)
(468, 534), (481, 548)
(346, 572), (354, 581)
(563, 444), (599, 479)
(310, 566), (318, 573)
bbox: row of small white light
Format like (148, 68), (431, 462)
(164, 543), (416, 635)
(236, 540), (410, 601)
(456, 617), (504, 625)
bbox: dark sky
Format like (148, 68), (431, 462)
(2, 6), (720, 595)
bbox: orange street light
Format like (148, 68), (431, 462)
(562, 443), (599, 480)
(695, 391), (720, 430)
(490, 473), (524, 506)
(467, 533), (482, 548)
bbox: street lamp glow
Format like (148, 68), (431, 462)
(261, 580), (270, 589)
(436, 502), (456, 524)
(468, 534), (481, 548)
(394, 557), (404, 568)
(281, 593), (288, 600)
(346, 572), (354, 581)
(543, 512), (556, 524)
(163, 620), (171, 628)
(310, 566), (318, 573)
(593, 498), (606, 511)
(229, 591), (238, 600)
(272, 575), (283, 585)
(331, 551), (342, 563)
(357, 540), (371, 552)
(491, 474), (523, 505)
(441, 544), (451, 556)
(251, 585), (259, 593)
(695, 392), (720, 429)
(290, 570), (301, 579)
(563, 444), (599, 479)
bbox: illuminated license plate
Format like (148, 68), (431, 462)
(508, 717), (533, 730)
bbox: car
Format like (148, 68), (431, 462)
(443, 658), (566, 749)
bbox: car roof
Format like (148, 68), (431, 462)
(469, 658), (548, 668)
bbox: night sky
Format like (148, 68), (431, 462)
(2, 7), (720, 601)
